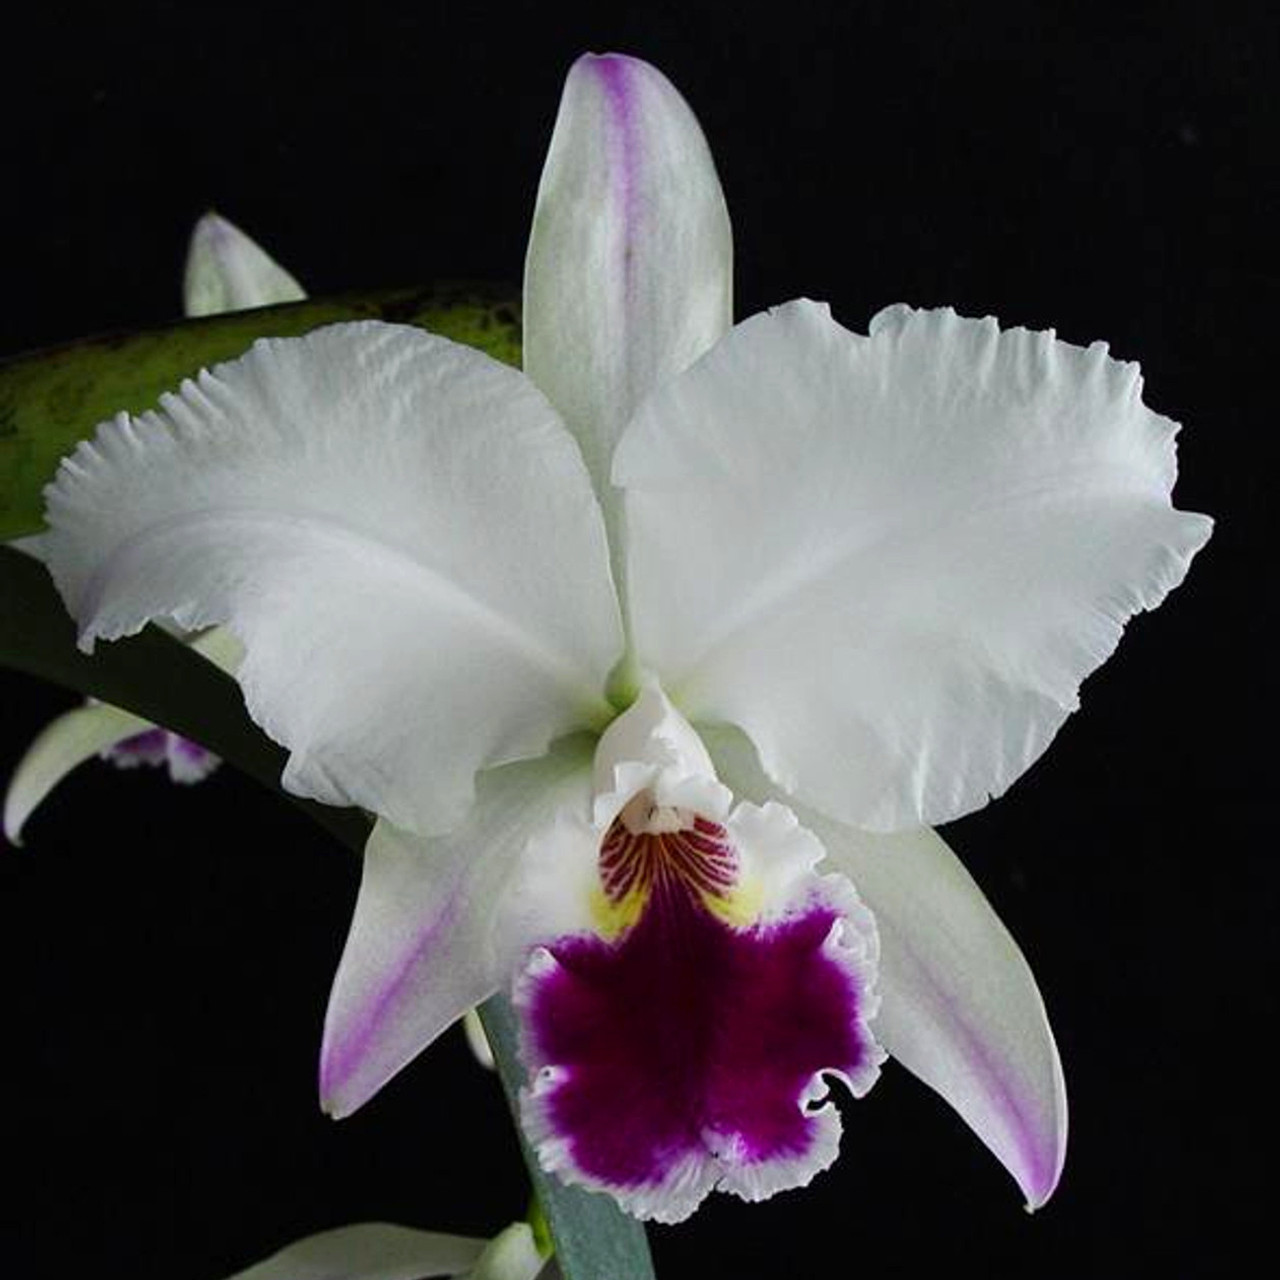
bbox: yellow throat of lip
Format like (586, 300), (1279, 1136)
(590, 803), (763, 938)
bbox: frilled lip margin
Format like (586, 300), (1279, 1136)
(516, 794), (884, 1224)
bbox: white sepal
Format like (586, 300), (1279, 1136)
(524, 53), (732, 504)
(321, 736), (593, 1117)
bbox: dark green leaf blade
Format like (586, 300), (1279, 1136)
(0, 284), (520, 539)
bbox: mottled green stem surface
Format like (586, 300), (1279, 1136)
(0, 284), (522, 539)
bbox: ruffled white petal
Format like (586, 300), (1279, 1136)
(618, 301), (1213, 831)
(3, 702), (152, 844)
(707, 724), (1067, 1209)
(184, 212), (306, 317)
(44, 323), (622, 836)
(320, 737), (593, 1117)
(219, 1222), (486, 1280)
(524, 53), (732, 504)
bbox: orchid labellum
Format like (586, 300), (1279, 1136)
(40, 54), (1210, 1222)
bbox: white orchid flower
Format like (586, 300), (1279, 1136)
(3, 213), (302, 845)
(40, 53), (1211, 1223)
(221, 1220), (542, 1280)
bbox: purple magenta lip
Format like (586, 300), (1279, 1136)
(519, 811), (874, 1217)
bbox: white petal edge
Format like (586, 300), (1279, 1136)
(524, 53), (732, 507)
(4, 702), (152, 845)
(44, 322), (622, 837)
(219, 1222), (487, 1280)
(617, 300), (1213, 832)
(707, 724), (1067, 1209)
(184, 212), (306, 317)
(321, 736), (593, 1117)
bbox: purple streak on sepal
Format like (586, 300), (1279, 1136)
(592, 54), (642, 299)
(319, 889), (463, 1111)
(897, 951), (1067, 1208)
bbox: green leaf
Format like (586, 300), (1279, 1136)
(0, 544), (655, 1279)
(0, 284), (520, 540)
(480, 999), (657, 1280)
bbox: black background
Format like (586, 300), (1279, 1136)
(1, 2), (1271, 1276)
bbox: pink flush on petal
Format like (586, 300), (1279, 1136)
(517, 805), (879, 1222)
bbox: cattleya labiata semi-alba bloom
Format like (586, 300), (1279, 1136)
(3, 213), (304, 845)
(40, 54), (1210, 1221)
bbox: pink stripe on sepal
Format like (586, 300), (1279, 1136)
(524, 53), (732, 507)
